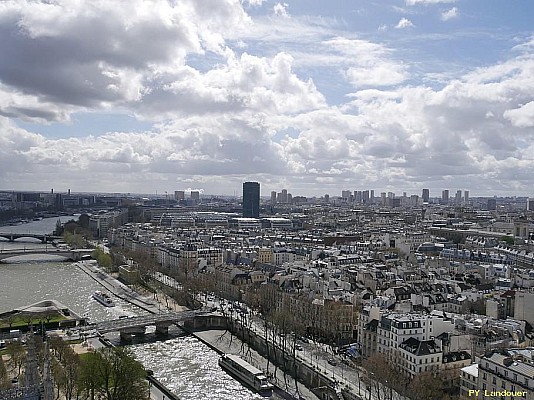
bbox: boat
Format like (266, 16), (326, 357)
(92, 291), (115, 307)
(218, 354), (273, 395)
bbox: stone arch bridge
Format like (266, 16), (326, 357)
(0, 232), (62, 243)
(0, 248), (93, 263)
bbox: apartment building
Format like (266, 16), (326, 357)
(462, 349), (534, 400)
(376, 313), (454, 356)
(398, 337), (443, 377)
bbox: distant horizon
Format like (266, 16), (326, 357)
(1, 187), (533, 200)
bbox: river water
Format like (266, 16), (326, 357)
(130, 337), (263, 400)
(0, 217), (272, 400)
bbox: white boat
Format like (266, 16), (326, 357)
(219, 354), (273, 395)
(92, 291), (115, 307)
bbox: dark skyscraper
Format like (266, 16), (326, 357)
(243, 182), (260, 218)
(422, 188), (429, 203)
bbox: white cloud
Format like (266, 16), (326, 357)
(0, 0), (252, 119)
(4, 46), (534, 195)
(244, 0), (265, 5)
(378, 24), (388, 32)
(395, 18), (414, 29)
(322, 37), (408, 87)
(273, 3), (289, 18)
(512, 35), (534, 53)
(441, 7), (458, 21)
(405, 0), (456, 5)
(504, 101), (534, 128)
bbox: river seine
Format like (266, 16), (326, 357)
(0, 217), (271, 400)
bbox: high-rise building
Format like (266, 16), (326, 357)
(528, 198), (534, 211)
(363, 190), (370, 204)
(281, 189), (288, 204)
(190, 191), (200, 200)
(341, 190), (351, 199)
(455, 190), (462, 205)
(488, 198), (497, 211)
(370, 190), (374, 204)
(442, 190), (449, 204)
(464, 190), (469, 204)
(175, 190), (185, 201)
(271, 191), (277, 204)
(243, 182), (260, 218)
(422, 189), (429, 203)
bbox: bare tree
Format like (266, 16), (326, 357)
(6, 341), (26, 376)
(0, 355), (10, 390)
(408, 371), (452, 400)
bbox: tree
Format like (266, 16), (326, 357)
(6, 341), (26, 376)
(408, 372), (451, 400)
(361, 353), (407, 400)
(92, 248), (113, 270)
(78, 213), (90, 229)
(79, 347), (148, 400)
(0, 355), (10, 390)
(501, 236), (515, 245)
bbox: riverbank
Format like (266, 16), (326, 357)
(75, 261), (163, 314)
(192, 329), (319, 400)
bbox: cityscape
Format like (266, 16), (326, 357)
(1, 0), (534, 399)
(1, 184), (534, 399)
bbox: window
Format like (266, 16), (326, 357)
(483, 373), (487, 380)
(493, 377), (497, 385)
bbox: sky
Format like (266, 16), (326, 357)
(1, 0), (534, 198)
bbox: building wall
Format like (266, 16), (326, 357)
(514, 292), (534, 327)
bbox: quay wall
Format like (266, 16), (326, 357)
(188, 316), (359, 400)
(147, 375), (180, 400)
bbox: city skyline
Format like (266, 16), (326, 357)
(1, 1), (534, 196)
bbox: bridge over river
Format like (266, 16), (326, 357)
(0, 248), (93, 262)
(0, 232), (62, 243)
(91, 310), (208, 340)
